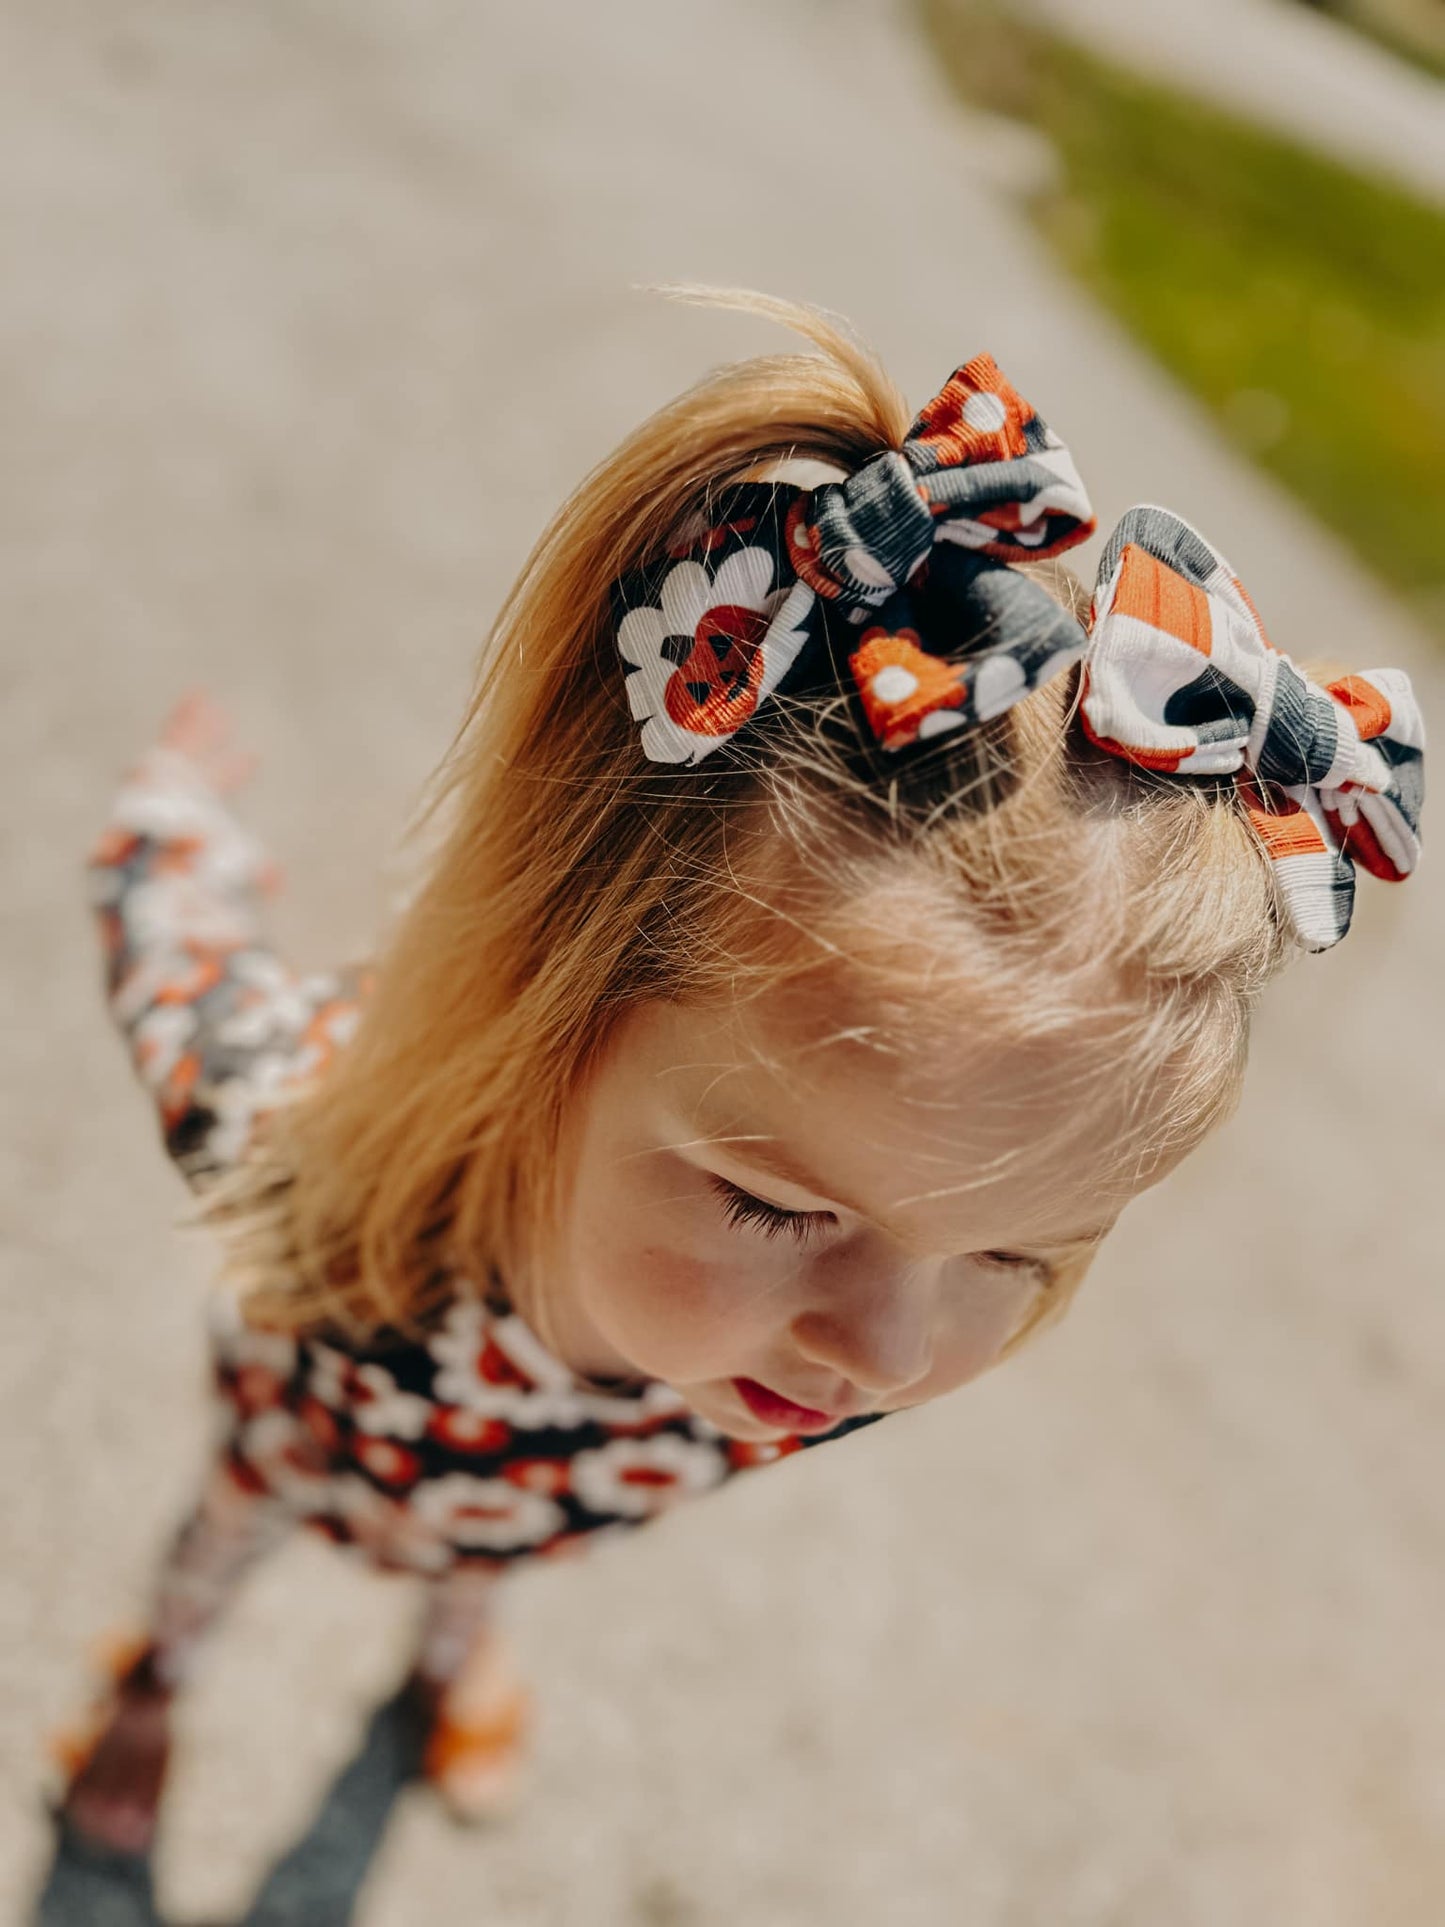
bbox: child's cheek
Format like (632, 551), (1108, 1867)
(923, 1276), (1043, 1398)
(587, 1221), (773, 1383)
(570, 1148), (794, 1380)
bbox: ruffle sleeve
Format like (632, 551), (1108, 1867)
(87, 744), (362, 1186)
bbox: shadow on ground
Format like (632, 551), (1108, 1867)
(34, 1684), (429, 1927)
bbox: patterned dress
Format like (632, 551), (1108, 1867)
(88, 747), (881, 1580)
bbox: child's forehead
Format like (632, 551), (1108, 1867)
(627, 987), (1180, 1238)
(664, 1062), (1126, 1256)
(681, 962), (1116, 1103)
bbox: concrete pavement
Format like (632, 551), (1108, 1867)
(2, 2), (1442, 1922)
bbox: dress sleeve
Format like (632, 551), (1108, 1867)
(87, 745), (363, 1188)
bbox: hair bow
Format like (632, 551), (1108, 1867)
(612, 355), (1096, 765)
(611, 358), (1424, 951)
(1081, 505), (1424, 950)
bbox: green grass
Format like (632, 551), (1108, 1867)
(918, 0), (1445, 638)
(1298, 0), (1445, 83)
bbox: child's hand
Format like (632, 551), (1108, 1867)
(148, 691), (283, 895)
(157, 690), (257, 795)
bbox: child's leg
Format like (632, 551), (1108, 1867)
(58, 1458), (291, 1855)
(410, 1564), (531, 1822)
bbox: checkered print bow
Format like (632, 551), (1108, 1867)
(1081, 505), (1424, 951)
(611, 356), (1424, 950)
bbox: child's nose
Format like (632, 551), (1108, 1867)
(788, 1261), (935, 1401)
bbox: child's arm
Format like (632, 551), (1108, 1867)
(87, 693), (357, 1188)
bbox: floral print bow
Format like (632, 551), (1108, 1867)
(611, 356), (1424, 950)
(1081, 505), (1425, 951)
(612, 355), (1095, 764)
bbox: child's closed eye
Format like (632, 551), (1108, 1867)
(706, 1173), (1055, 1283)
(976, 1249), (1056, 1287)
(706, 1173), (834, 1243)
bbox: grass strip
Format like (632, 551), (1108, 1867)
(1295, 0), (1445, 84)
(918, 0), (1445, 637)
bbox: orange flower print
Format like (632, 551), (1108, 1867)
(427, 1408), (512, 1456)
(726, 1436), (804, 1471)
(296, 1395), (344, 1457)
(848, 627), (969, 752)
(908, 355), (1032, 469)
(353, 1436), (424, 1490)
(503, 1457), (571, 1498)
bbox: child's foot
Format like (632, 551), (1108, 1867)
(51, 1642), (174, 1858)
(412, 1632), (532, 1825)
(34, 1813), (163, 1927)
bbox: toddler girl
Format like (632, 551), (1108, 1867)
(57, 293), (1424, 1872)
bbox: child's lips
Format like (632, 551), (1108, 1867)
(732, 1376), (843, 1435)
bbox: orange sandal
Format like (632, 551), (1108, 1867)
(422, 1679), (533, 1824)
(44, 1629), (174, 1862)
(46, 1629), (157, 1791)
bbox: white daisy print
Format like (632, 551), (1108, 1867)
(410, 1473), (566, 1553)
(617, 547), (814, 765)
(348, 1362), (435, 1440)
(569, 1434), (726, 1520)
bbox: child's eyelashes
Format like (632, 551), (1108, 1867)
(706, 1173), (834, 1243)
(704, 1173), (1056, 1283)
(977, 1250), (1056, 1287)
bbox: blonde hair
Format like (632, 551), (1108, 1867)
(204, 291), (1295, 1342)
